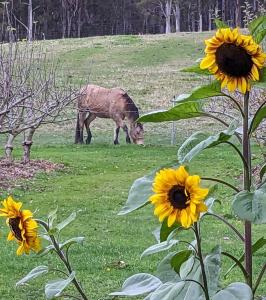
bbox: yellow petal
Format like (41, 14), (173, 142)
(167, 211), (177, 227)
(180, 209), (188, 228)
(251, 64), (259, 81)
(7, 231), (15, 241)
(200, 55), (216, 69)
(227, 78), (237, 92)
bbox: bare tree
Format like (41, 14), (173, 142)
(172, 0), (180, 32)
(0, 42), (78, 163)
(158, 0), (172, 34)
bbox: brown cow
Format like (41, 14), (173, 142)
(75, 84), (144, 145)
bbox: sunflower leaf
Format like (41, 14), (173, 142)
(45, 272), (75, 300)
(138, 101), (205, 123)
(156, 252), (181, 283)
(224, 237), (266, 277)
(160, 218), (182, 242)
(172, 81), (223, 105)
(47, 207), (57, 228)
(144, 281), (187, 300)
(37, 245), (55, 257)
(16, 265), (49, 286)
(214, 18), (229, 29)
(232, 182), (266, 224)
(59, 237), (85, 249)
(110, 273), (162, 296)
(180, 64), (211, 76)
(55, 212), (76, 232)
(171, 250), (192, 275)
(178, 121), (238, 163)
(249, 103), (266, 133)
(141, 240), (179, 258)
(248, 15), (266, 43)
(212, 282), (253, 300)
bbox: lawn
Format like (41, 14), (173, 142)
(0, 32), (265, 299)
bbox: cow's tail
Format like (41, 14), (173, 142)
(74, 113), (80, 144)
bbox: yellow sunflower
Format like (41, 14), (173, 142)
(0, 195), (41, 255)
(149, 166), (209, 228)
(200, 27), (266, 93)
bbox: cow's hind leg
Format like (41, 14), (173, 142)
(84, 113), (96, 144)
(77, 112), (87, 144)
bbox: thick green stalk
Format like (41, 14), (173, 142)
(194, 223), (210, 300)
(243, 92), (252, 288)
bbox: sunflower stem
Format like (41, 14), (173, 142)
(201, 177), (240, 193)
(243, 91), (252, 289)
(36, 219), (89, 300)
(194, 223), (210, 300)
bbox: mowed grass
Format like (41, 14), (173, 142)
(0, 32), (265, 299)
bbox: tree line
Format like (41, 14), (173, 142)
(0, 0), (265, 41)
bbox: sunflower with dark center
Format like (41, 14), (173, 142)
(200, 28), (266, 93)
(149, 166), (209, 228)
(0, 196), (41, 255)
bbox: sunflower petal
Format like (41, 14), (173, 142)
(200, 55), (215, 69)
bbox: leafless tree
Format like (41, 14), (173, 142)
(158, 0), (172, 34)
(0, 41), (78, 163)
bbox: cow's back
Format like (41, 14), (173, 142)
(78, 84), (126, 118)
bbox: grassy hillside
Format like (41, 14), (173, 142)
(0, 33), (265, 299)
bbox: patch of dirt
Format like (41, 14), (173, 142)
(0, 159), (64, 190)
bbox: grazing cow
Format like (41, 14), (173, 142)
(75, 84), (144, 145)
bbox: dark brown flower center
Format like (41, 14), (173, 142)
(9, 217), (23, 241)
(215, 43), (253, 77)
(168, 185), (189, 209)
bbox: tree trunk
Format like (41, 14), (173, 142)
(5, 134), (15, 163)
(173, 2), (180, 32)
(235, 0), (241, 27)
(22, 128), (35, 164)
(165, 0), (172, 33)
(198, 0), (203, 32)
(208, 8), (212, 31)
(28, 0), (33, 41)
(221, 0), (226, 21)
(61, 0), (66, 38)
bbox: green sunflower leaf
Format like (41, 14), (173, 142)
(171, 250), (192, 275)
(180, 64), (211, 76)
(232, 182), (266, 224)
(55, 212), (76, 232)
(59, 237), (85, 249)
(144, 281), (187, 299)
(224, 237), (266, 277)
(214, 18), (229, 29)
(138, 101), (205, 123)
(47, 207), (57, 228)
(248, 15), (266, 44)
(37, 245), (55, 257)
(16, 265), (49, 286)
(249, 102), (266, 133)
(173, 81), (223, 105)
(110, 273), (162, 296)
(178, 121), (238, 163)
(212, 282), (253, 300)
(141, 239), (179, 258)
(156, 252), (181, 283)
(45, 272), (75, 300)
(160, 218), (181, 242)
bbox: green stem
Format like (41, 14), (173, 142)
(37, 220), (89, 300)
(202, 177), (240, 193)
(221, 251), (248, 279)
(203, 212), (244, 242)
(194, 223), (210, 300)
(253, 263), (266, 294)
(243, 91), (252, 289)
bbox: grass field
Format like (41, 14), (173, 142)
(0, 32), (265, 299)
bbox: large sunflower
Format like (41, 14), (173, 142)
(149, 166), (209, 228)
(0, 196), (41, 255)
(200, 28), (266, 93)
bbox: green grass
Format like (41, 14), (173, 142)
(0, 32), (265, 299)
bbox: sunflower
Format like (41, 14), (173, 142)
(0, 196), (41, 255)
(149, 166), (209, 228)
(200, 27), (266, 93)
